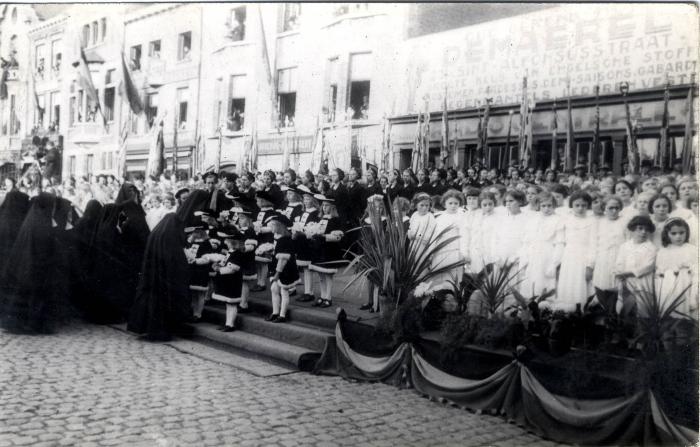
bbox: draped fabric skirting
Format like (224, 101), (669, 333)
(313, 313), (698, 446)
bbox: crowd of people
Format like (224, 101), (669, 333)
(0, 160), (697, 340)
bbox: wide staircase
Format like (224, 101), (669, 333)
(187, 294), (338, 372)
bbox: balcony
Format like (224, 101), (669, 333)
(67, 122), (107, 143)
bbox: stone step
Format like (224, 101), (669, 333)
(241, 295), (339, 330)
(202, 305), (333, 352)
(188, 321), (322, 371)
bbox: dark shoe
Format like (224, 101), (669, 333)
(359, 303), (372, 311)
(265, 313), (279, 322)
(251, 285), (266, 292)
(190, 315), (202, 323)
(319, 299), (332, 308)
(289, 289), (297, 296)
(297, 293), (315, 303)
(312, 298), (324, 307)
(273, 316), (287, 323)
(369, 306), (380, 313)
(221, 326), (236, 332)
(237, 306), (250, 314)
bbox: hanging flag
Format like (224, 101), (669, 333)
(146, 112), (166, 178)
(551, 100), (558, 170)
(73, 47), (103, 122)
(451, 117), (459, 169)
(411, 112), (422, 171)
(380, 114), (391, 172)
(681, 76), (696, 174)
(32, 73), (45, 124)
(117, 120), (129, 178)
(620, 82), (639, 175)
(593, 85), (601, 172)
(565, 94), (575, 172)
(422, 100), (430, 169)
(517, 76), (528, 162)
(657, 81), (670, 169)
(172, 114), (179, 174)
(119, 52), (144, 115)
(504, 110), (513, 170)
(440, 91), (449, 167)
(522, 102), (534, 168)
(474, 107), (483, 168)
(481, 98), (492, 166)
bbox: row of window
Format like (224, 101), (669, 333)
(34, 39), (62, 80)
(81, 18), (107, 48)
(67, 151), (114, 177)
(129, 32), (189, 71)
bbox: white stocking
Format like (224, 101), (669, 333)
(271, 281), (281, 315)
(303, 268), (313, 294)
(241, 281), (250, 308)
(225, 304), (238, 327)
(280, 286), (290, 317)
(324, 274), (334, 301)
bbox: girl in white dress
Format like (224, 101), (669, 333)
(614, 180), (637, 222)
(431, 190), (465, 291)
(519, 191), (564, 300)
(592, 196), (627, 313)
(556, 191), (596, 312)
(649, 194), (672, 248)
(656, 218), (698, 319)
(467, 191), (499, 275)
(407, 193), (436, 245)
(459, 187), (482, 273)
(614, 215), (658, 317)
(492, 189), (527, 265)
(522, 184), (542, 215)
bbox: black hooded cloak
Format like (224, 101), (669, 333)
(127, 189), (210, 341)
(0, 189), (30, 275)
(91, 183), (150, 323)
(0, 193), (75, 333)
(70, 199), (104, 318)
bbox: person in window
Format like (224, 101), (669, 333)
(229, 17), (245, 41)
(360, 95), (369, 120)
(182, 46), (191, 61)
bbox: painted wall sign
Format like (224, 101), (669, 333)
(398, 4), (699, 114)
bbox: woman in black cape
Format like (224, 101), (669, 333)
(0, 189), (30, 275)
(91, 183), (150, 323)
(0, 193), (76, 334)
(127, 189), (210, 341)
(70, 199), (104, 319)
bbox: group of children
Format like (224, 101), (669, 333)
(184, 184), (346, 331)
(405, 175), (699, 319)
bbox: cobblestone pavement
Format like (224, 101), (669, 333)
(0, 324), (566, 447)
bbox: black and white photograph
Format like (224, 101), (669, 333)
(0, 2), (698, 445)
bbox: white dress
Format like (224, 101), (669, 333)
(459, 209), (480, 270)
(592, 218), (627, 291)
(556, 214), (596, 311)
(408, 212), (436, 244)
(467, 210), (499, 274)
(614, 240), (657, 316)
(491, 211), (528, 265)
(519, 213), (564, 298)
(431, 210), (464, 290)
(655, 244), (698, 318)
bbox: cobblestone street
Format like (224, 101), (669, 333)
(0, 323), (566, 447)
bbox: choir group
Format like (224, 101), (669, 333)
(0, 162), (697, 338)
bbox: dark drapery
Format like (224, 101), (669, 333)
(317, 313), (698, 446)
(0, 190), (30, 276)
(90, 184), (149, 322)
(0, 194), (74, 334)
(126, 190), (209, 341)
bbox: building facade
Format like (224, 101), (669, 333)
(0, 5), (40, 180)
(1, 3), (697, 182)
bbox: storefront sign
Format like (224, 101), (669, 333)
(398, 4), (699, 113)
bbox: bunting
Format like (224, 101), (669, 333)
(481, 98), (492, 166)
(517, 76), (528, 163)
(592, 85), (601, 172)
(620, 82), (639, 175)
(504, 110), (513, 170)
(565, 94), (575, 172)
(657, 81), (670, 169)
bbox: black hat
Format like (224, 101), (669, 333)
(264, 212), (292, 227)
(296, 184), (315, 196)
(223, 172), (238, 182)
(627, 215), (655, 233)
(175, 187), (190, 199)
(217, 226), (243, 240)
(256, 190), (277, 206)
(184, 225), (205, 233)
(230, 206), (252, 216)
(314, 193), (335, 203)
(235, 195), (257, 211)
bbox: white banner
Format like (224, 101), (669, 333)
(397, 4), (699, 114)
